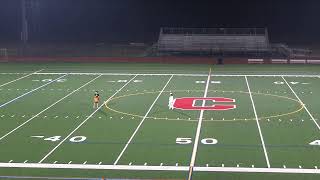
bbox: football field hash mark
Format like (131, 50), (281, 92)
(188, 68), (212, 180)
(282, 76), (320, 131)
(2, 72), (320, 177)
(113, 75), (174, 165)
(245, 76), (270, 168)
(0, 74), (67, 108)
(0, 69), (44, 88)
(39, 75), (138, 163)
(0, 75), (102, 141)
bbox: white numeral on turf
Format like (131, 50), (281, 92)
(196, 81), (205, 84)
(110, 80), (142, 83)
(44, 136), (61, 142)
(201, 138), (218, 145)
(42, 79), (66, 83)
(40, 136), (87, 143)
(196, 81), (221, 84)
(309, 140), (320, 146)
(176, 137), (218, 145)
(176, 138), (192, 144)
(69, 136), (86, 143)
(117, 80), (128, 82)
(274, 81), (308, 85)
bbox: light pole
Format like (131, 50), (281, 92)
(21, 0), (28, 44)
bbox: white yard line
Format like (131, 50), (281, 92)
(0, 69), (44, 88)
(38, 75), (138, 163)
(0, 74), (68, 108)
(113, 75), (174, 165)
(187, 69), (211, 180)
(31, 72), (320, 77)
(0, 163), (319, 174)
(282, 76), (320, 130)
(0, 75), (102, 141)
(245, 76), (271, 168)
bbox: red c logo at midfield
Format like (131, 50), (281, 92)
(173, 97), (236, 111)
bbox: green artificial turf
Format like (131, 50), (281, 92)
(0, 62), (320, 180)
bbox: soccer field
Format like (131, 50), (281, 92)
(0, 63), (320, 180)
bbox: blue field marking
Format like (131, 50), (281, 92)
(0, 75), (101, 141)
(0, 69), (44, 88)
(0, 74), (67, 108)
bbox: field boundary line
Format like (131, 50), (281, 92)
(282, 76), (320, 130)
(113, 75), (174, 165)
(1, 163), (320, 174)
(0, 75), (102, 141)
(245, 76), (271, 168)
(195, 167), (320, 174)
(0, 175), (102, 180)
(32, 72), (320, 77)
(187, 68), (211, 180)
(38, 75), (138, 163)
(0, 69), (44, 88)
(0, 74), (68, 108)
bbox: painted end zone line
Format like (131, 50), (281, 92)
(245, 76), (270, 168)
(38, 75), (138, 163)
(0, 74), (68, 108)
(0, 75), (102, 141)
(113, 75), (174, 165)
(0, 69), (44, 88)
(0, 163), (320, 174)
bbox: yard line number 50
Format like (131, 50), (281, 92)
(176, 137), (218, 145)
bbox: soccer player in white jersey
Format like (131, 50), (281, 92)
(168, 93), (174, 110)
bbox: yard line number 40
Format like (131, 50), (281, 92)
(176, 137), (218, 145)
(44, 136), (86, 142)
(31, 135), (86, 143)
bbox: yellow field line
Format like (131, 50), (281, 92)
(104, 90), (304, 122)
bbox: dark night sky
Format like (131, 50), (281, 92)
(0, 0), (319, 44)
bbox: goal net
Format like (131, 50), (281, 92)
(0, 48), (8, 62)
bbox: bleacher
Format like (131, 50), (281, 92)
(157, 28), (271, 55)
